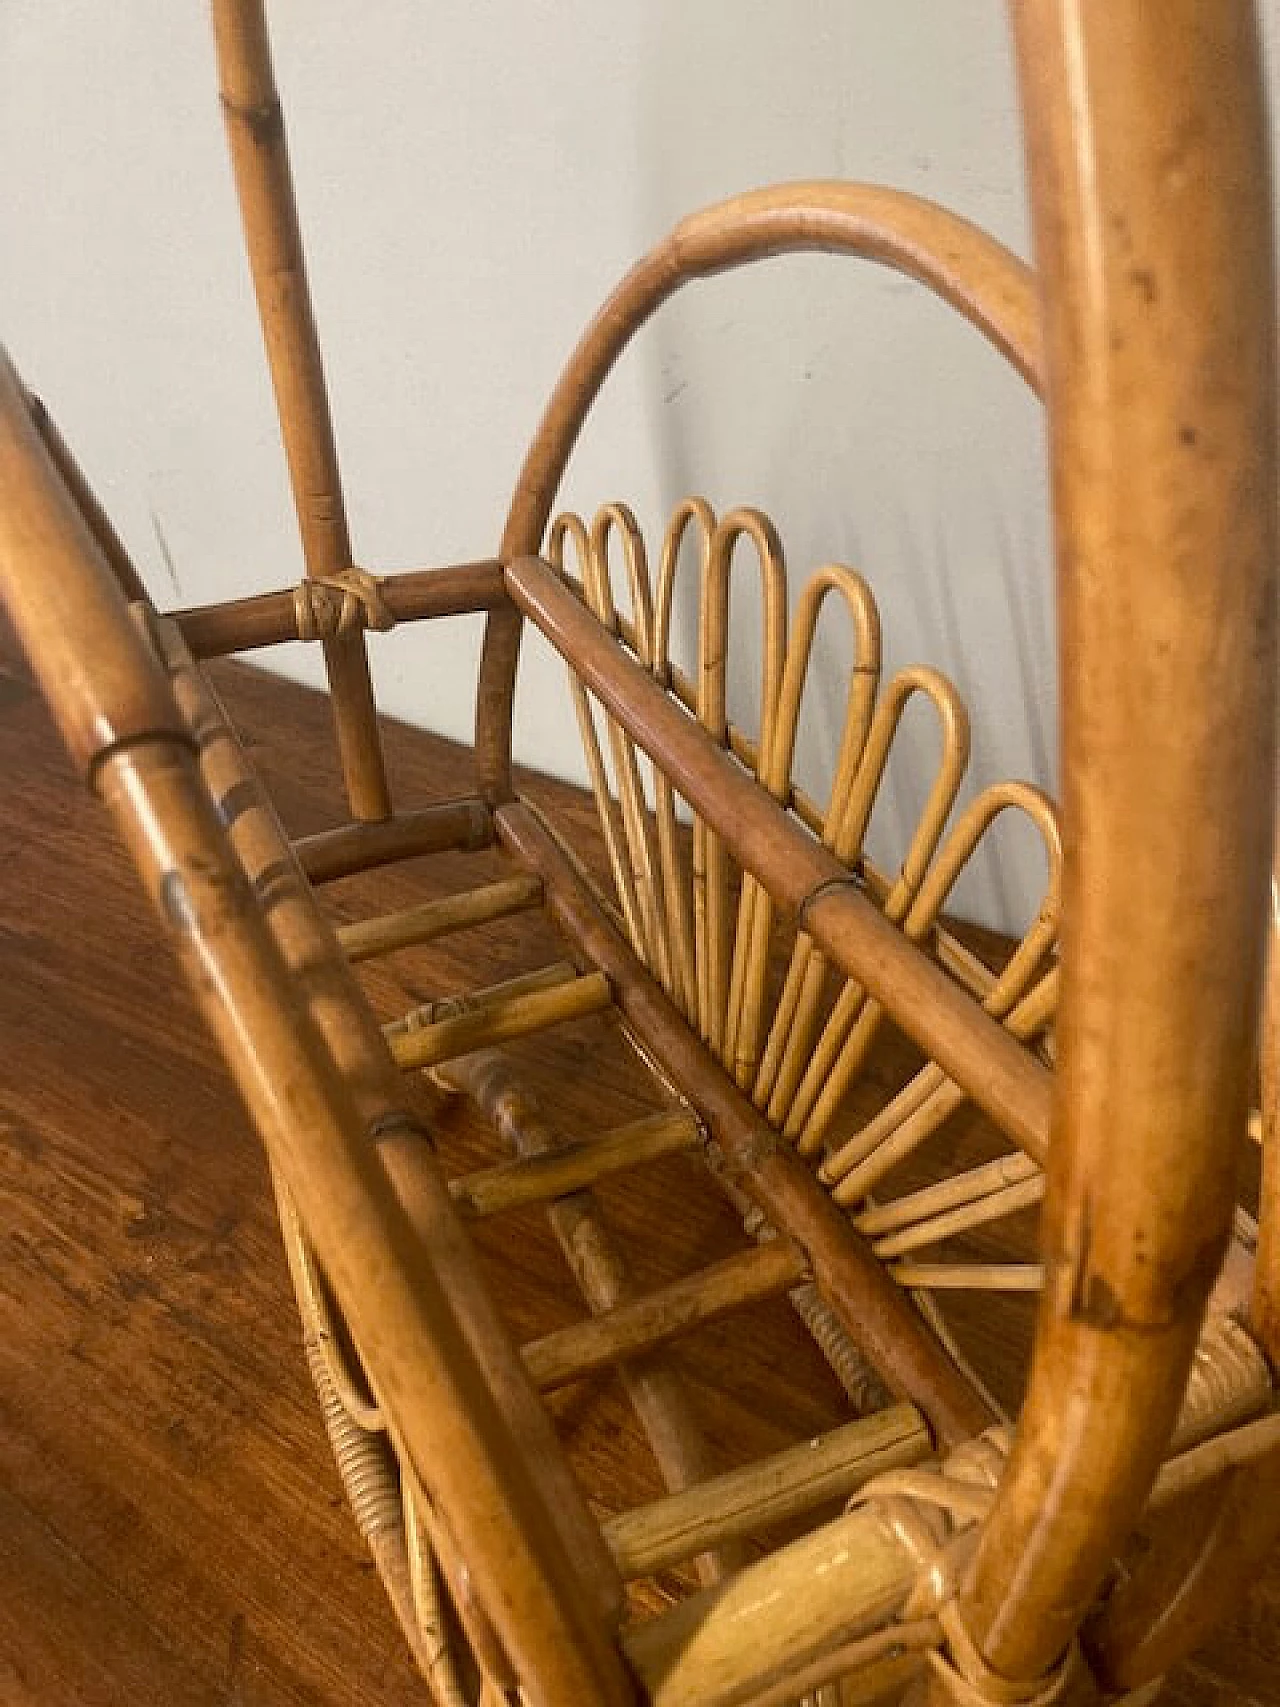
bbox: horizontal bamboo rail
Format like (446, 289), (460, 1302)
(505, 556), (1051, 1164)
(295, 800), (491, 884)
(522, 1239), (808, 1392)
(176, 559), (509, 657)
(497, 798), (995, 1445)
(604, 1402), (931, 1578)
(450, 1109), (701, 1219)
(339, 873), (543, 962)
(388, 969), (614, 1073)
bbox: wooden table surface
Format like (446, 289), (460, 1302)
(0, 634), (1275, 1706)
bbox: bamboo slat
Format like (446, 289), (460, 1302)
(621, 1497), (919, 1707)
(387, 969), (613, 1073)
(522, 1239), (808, 1392)
(150, 622), (627, 1635)
(338, 873), (543, 963)
(449, 1109), (701, 1219)
(385, 962), (581, 1037)
(497, 798), (995, 1445)
(93, 750), (626, 1707)
(295, 801), (492, 884)
(439, 1049), (743, 1587)
(604, 1403), (931, 1579)
(211, 0), (389, 820)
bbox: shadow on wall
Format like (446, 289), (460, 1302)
(547, 0), (1059, 936)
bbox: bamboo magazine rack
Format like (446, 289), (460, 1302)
(1, 4), (1277, 1704)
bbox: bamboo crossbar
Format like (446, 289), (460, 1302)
(604, 1403), (931, 1578)
(621, 1495), (919, 1707)
(385, 962), (582, 1036)
(176, 559), (509, 658)
(295, 801), (492, 883)
(388, 969), (614, 1073)
(340, 873), (543, 962)
(450, 1109), (701, 1219)
(440, 1049), (741, 1586)
(522, 1238), (808, 1391)
(505, 556), (1051, 1165)
(497, 798), (995, 1445)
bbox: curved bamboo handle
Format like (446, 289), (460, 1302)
(478, 181), (1041, 801)
(950, 4), (1276, 1691)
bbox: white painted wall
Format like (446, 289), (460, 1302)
(2, 5), (1276, 932)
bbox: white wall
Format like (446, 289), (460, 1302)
(2, 4), (1276, 933)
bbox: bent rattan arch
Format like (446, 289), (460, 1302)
(0, 3), (1276, 1705)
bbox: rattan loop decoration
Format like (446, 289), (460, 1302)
(294, 566), (396, 642)
(853, 1429), (1085, 1705)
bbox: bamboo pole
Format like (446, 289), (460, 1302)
(339, 873), (543, 963)
(604, 1403), (931, 1579)
(521, 1239), (808, 1392)
(439, 1050), (743, 1586)
(385, 962), (581, 1036)
(449, 1109), (700, 1219)
(948, 5), (1277, 1694)
(387, 969), (613, 1073)
(621, 1497), (920, 1707)
(24, 393), (150, 603)
(505, 557), (1052, 1165)
(480, 180), (1042, 805)
(497, 798), (995, 1445)
(295, 800), (492, 884)
(0, 371), (630, 1701)
(151, 623), (626, 1629)
(176, 559), (508, 657)
(210, 0), (389, 820)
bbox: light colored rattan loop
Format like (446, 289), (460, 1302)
(852, 1428), (1084, 1705)
(932, 1603), (1085, 1707)
(293, 566), (396, 642)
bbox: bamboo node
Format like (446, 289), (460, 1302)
(294, 567), (396, 642)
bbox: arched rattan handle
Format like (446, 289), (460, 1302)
(478, 181), (1042, 803)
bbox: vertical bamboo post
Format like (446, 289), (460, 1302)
(946, 5), (1277, 1694)
(210, 0), (390, 820)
